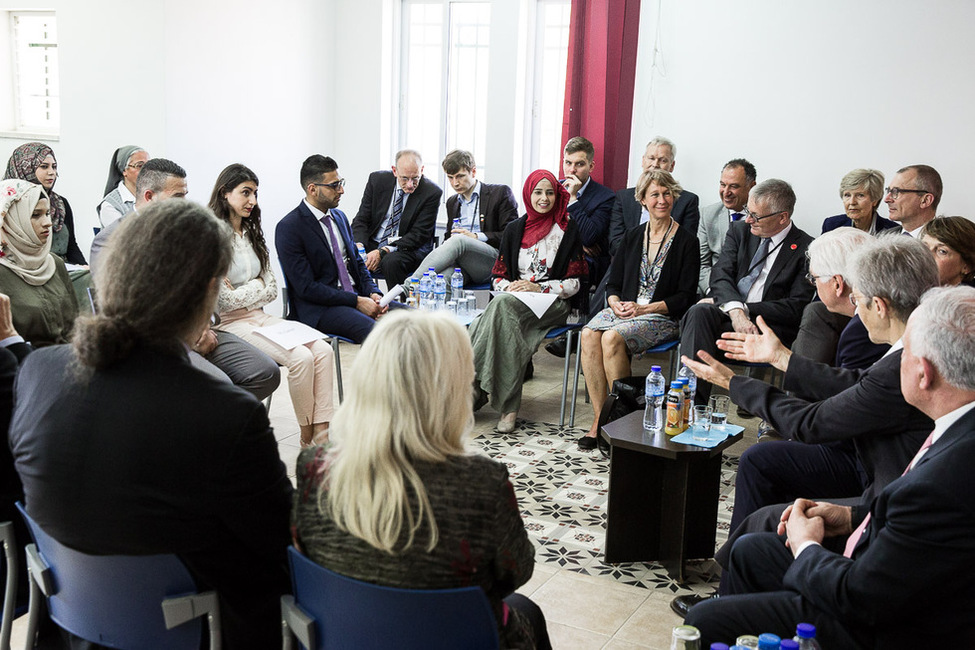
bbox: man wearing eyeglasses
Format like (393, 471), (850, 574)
(884, 164), (942, 237)
(277, 155), (386, 344)
(352, 149), (443, 290)
(680, 178), (814, 404)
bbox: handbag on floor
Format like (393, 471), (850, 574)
(596, 376), (646, 458)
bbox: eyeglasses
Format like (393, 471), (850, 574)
(313, 179), (346, 190)
(805, 273), (831, 286)
(849, 293), (872, 307)
(126, 161), (146, 170)
(885, 186), (930, 199)
(743, 209), (784, 222)
(398, 175), (422, 185)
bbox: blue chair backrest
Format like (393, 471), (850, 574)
(287, 546), (499, 650)
(16, 503), (208, 650)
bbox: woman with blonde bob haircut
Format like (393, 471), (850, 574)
(292, 310), (551, 649)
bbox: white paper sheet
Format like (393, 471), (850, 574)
(379, 284), (405, 307)
(252, 320), (326, 350)
(490, 291), (559, 319)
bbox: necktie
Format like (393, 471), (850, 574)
(731, 212), (743, 221)
(380, 189), (404, 247)
(736, 237), (771, 299)
(321, 214), (353, 292)
(843, 430), (936, 558)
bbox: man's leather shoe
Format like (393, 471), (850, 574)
(736, 404), (756, 419)
(523, 360), (534, 381)
(545, 337), (568, 358)
(670, 592), (717, 618)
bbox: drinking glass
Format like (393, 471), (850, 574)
(691, 405), (711, 440)
(708, 395), (730, 429)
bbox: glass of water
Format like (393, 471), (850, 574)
(708, 395), (730, 429)
(691, 405), (711, 440)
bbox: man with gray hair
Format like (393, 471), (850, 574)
(672, 235), (937, 618)
(352, 149), (443, 289)
(607, 136), (700, 255)
(90, 158), (280, 401)
(680, 178), (813, 404)
(884, 163), (942, 237)
(685, 285), (975, 647)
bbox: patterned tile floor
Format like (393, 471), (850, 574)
(472, 421), (735, 594)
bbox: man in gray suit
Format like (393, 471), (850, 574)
(698, 159), (757, 295)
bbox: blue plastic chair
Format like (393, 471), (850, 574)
(281, 547), (499, 650)
(281, 285), (354, 402)
(16, 503), (221, 650)
(644, 338), (681, 383)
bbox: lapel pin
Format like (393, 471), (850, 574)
(790, 244), (797, 250)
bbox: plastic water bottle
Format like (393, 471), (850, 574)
(418, 272), (433, 310)
(643, 365), (666, 432)
(450, 267), (465, 301)
(433, 274), (447, 309)
(452, 218), (461, 231)
(356, 243), (367, 265)
(678, 363), (697, 411)
(793, 624), (821, 650)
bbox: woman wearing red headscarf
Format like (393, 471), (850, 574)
(469, 170), (587, 432)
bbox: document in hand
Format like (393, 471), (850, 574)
(253, 320), (326, 351)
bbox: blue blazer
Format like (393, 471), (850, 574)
(565, 178), (615, 252)
(275, 202), (380, 328)
(821, 212), (899, 234)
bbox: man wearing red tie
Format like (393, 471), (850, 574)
(684, 285), (975, 648)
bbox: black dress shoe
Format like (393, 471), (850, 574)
(577, 434), (598, 451)
(670, 592), (718, 618)
(523, 360), (534, 381)
(736, 404), (756, 419)
(545, 337), (568, 358)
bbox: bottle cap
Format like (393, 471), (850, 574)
(437, 274), (444, 278)
(796, 623), (816, 639)
(670, 381), (682, 389)
(651, 365), (661, 372)
(779, 640), (799, 650)
(710, 644), (730, 650)
(455, 268), (462, 273)
(757, 633), (781, 650)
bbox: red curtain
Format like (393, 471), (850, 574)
(560, 0), (641, 191)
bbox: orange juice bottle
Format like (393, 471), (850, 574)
(665, 381), (684, 435)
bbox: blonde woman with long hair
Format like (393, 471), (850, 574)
(291, 310), (550, 649)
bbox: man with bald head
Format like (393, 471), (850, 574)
(352, 149), (443, 289)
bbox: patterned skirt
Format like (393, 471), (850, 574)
(585, 307), (678, 355)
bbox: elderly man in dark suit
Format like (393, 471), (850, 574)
(680, 178), (814, 404)
(608, 136), (700, 255)
(408, 149), (518, 287)
(683, 285), (975, 648)
(277, 155), (385, 344)
(352, 149), (443, 289)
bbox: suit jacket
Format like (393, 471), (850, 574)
(1, 342), (31, 522)
(731, 351), (932, 510)
(836, 314), (889, 370)
(697, 201), (736, 295)
(352, 171), (442, 253)
(709, 221), (814, 342)
(276, 203), (380, 328)
(10, 344), (294, 649)
(444, 182), (519, 249)
(565, 178), (615, 252)
(783, 406), (975, 646)
(608, 187), (700, 256)
(606, 223), (700, 321)
(821, 212), (899, 235)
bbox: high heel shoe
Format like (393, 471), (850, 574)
(497, 412), (518, 433)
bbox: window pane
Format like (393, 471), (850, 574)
(531, 0), (569, 171)
(402, 2), (443, 164)
(12, 12), (59, 131)
(445, 2), (490, 181)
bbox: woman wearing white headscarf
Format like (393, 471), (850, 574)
(0, 179), (77, 346)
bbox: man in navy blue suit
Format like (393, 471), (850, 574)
(276, 155), (386, 344)
(561, 136), (616, 280)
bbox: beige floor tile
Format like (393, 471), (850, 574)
(547, 621), (611, 649)
(518, 562), (558, 597)
(602, 638), (654, 650)
(531, 572), (648, 637)
(614, 594), (685, 648)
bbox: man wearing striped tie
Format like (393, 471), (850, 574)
(683, 285), (975, 647)
(352, 149), (443, 290)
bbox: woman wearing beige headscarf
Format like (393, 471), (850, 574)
(0, 179), (77, 346)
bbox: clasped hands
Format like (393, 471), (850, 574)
(609, 299), (649, 320)
(507, 280), (542, 293)
(680, 315), (793, 390)
(778, 498), (853, 558)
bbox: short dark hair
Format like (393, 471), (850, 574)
(300, 155), (339, 189)
(563, 136), (595, 162)
(724, 158), (757, 184)
(136, 158), (186, 196)
(898, 164), (943, 211)
(442, 150), (476, 175)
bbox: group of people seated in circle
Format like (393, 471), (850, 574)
(1, 131), (974, 648)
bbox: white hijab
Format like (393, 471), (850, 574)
(0, 179), (56, 286)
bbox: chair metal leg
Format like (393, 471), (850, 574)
(569, 331), (582, 427)
(559, 329), (573, 426)
(331, 338), (344, 403)
(0, 522), (15, 650)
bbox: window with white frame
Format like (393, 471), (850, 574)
(0, 10), (59, 137)
(400, 0), (491, 187)
(527, 0), (569, 173)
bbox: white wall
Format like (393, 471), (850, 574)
(629, 0), (975, 234)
